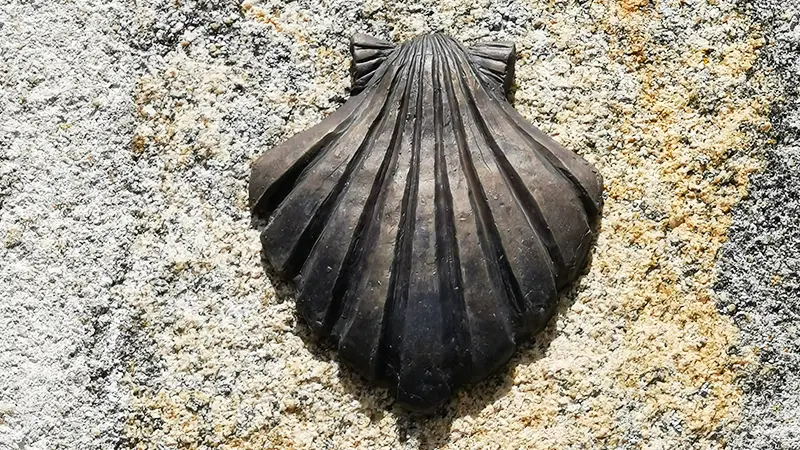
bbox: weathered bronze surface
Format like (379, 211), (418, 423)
(249, 33), (603, 412)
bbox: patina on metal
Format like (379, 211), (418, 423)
(249, 33), (603, 412)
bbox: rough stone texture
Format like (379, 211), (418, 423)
(0, 0), (144, 447)
(715, 1), (800, 448)
(0, 0), (796, 449)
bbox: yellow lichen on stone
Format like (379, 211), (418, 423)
(619, 0), (651, 13)
(540, 0), (763, 443)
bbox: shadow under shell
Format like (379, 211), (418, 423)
(249, 33), (603, 412)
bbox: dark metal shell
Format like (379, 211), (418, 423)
(249, 33), (603, 412)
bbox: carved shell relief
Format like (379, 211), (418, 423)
(249, 33), (603, 412)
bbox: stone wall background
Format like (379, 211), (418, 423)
(1, 0), (798, 448)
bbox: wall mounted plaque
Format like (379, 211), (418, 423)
(249, 33), (603, 412)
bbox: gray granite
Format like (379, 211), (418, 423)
(717, 1), (800, 447)
(1, 0), (799, 448)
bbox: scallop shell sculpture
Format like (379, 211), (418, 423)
(249, 33), (603, 412)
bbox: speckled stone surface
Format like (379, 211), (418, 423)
(0, 0), (798, 448)
(715, 1), (800, 448)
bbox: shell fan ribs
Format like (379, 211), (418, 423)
(249, 33), (603, 412)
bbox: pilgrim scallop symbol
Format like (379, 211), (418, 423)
(249, 33), (603, 412)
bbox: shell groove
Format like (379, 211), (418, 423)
(249, 33), (603, 411)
